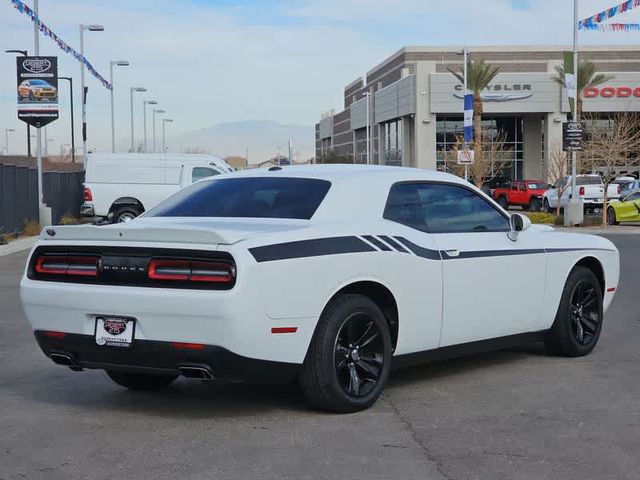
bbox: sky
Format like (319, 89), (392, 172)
(1, 0), (640, 158)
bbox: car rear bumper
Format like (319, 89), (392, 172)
(34, 330), (300, 383)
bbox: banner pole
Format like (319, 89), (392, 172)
(33, 0), (45, 225)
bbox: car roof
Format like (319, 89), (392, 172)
(208, 164), (475, 223)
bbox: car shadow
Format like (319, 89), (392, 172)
(7, 344), (549, 418)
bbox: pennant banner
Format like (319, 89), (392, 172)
(578, 0), (640, 30)
(8, 0), (112, 90)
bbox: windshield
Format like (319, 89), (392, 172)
(30, 80), (49, 86)
(576, 176), (602, 186)
(146, 177), (331, 220)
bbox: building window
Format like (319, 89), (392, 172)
(436, 116), (524, 181)
(383, 119), (402, 166)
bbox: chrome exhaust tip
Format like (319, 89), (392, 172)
(178, 365), (214, 380)
(50, 352), (82, 371)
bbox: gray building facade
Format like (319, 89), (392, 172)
(316, 46), (640, 180)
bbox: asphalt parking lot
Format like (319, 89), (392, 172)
(1, 235), (639, 480)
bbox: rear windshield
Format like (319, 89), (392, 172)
(526, 183), (543, 189)
(146, 177), (331, 220)
(576, 176), (602, 185)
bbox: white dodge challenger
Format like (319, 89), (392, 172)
(20, 165), (619, 412)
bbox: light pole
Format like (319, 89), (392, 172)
(363, 91), (371, 165)
(152, 109), (165, 153)
(5, 49), (31, 157)
(109, 60), (130, 153)
(79, 24), (104, 163)
(568, 0), (583, 223)
(162, 118), (173, 154)
(5, 128), (15, 155)
(129, 87), (146, 152)
(143, 100), (158, 153)
(58, 77), (75, 162)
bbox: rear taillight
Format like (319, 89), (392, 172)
(148, 259), (234, 283)
(617, 184), (621, 194)
(83, 187), (93, 201)
(35, 255), (99, 277)
(579, 186), (585, 196)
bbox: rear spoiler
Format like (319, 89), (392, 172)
(39, 224), (233, 245)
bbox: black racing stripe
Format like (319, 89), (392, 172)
(394, 237), (442, 260)
(378, 235), (410, 253)
(362, 235), (391, 251)
(545, 247), (615, 254)
(249, 236), (375, 262)
(452, 248), (546, 259)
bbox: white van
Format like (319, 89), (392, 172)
(82, 153), (233, 223)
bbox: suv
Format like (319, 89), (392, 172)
(493, 180), (547, 211)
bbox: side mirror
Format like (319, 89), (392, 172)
(508, 213), (531, 241)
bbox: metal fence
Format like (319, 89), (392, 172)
(0, 162), (84, 235)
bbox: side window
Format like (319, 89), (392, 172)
(626, 192), (640, 202)
(385, 183), (510, 233)
(191, 167), (219, 183)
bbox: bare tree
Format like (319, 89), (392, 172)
(582, 112), (640, 226)
(443, 131), (512, 189)
(545, 142), (570, 216)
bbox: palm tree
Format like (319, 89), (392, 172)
(447, 59), (501, 157)
(553, 60), (614, 118)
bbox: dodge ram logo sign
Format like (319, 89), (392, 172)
(103, 319), (127, 335)
(584, 86), (640, 98)
(22, 58), (52, 73)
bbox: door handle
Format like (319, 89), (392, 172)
(444, 248), (460, 257)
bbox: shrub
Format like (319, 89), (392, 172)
(59, 214), (80, 225)
(23, 219), (42, 236)
(526, 212), (556, 224)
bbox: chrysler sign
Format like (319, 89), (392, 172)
(453, 83), (533, 102)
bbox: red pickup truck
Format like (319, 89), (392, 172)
(493, 180), (547, 211)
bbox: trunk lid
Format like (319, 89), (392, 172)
(39, 217), (310, 246)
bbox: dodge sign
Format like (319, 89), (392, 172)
(16, 56), (59, 128)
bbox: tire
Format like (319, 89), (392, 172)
(544, 266), (604, 357)
(607, 207), (619, 225)
(300, 294), (392, 413)
(542, 198), (551, 213)
(106, 371), (178, 391)
(529, 198), (541, 212)
(113, 206), (140, 223)
(498, 196), (509, 209)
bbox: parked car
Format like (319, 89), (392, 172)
(82, 153), (234, 223)
(542, 174), (620, 213)
(17, 79), (57, 101)
(614, 177), (640, 196)
(493, 180), (546, 211)
(21, 165), (619, 412)
(606, 190), (640, 225)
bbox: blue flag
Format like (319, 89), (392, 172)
(463, 93), (473, 143)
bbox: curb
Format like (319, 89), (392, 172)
(0, 236), (38, 257)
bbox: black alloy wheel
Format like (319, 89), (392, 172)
(607, 207), (619, 225)
(569, 280), (601, 347)
(545, 266), (603, 357)
(529, 198), (541, 212)
(300, 294), (392, 413)
(334, 312), (385, 399)
(542, 198), (551, 213)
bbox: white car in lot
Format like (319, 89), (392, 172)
(543, 174), (620, 213)
(20, 165), (619, 412)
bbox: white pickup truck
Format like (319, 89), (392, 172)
(542, 174), (620, 213)
(82, 153), (234, 223)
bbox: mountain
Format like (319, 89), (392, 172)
(172, 120), (315, 164)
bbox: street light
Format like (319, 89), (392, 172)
(129, 87), (146, 152)
(142, 100), (158, 153)
(58, 77), (75, 162)
(162, 118), (173, 154)
(4, 129), (15, 155)
(79, 23), (104, 163)
(362, 91), (371, 165)
(152, 109), (165, 153)
(109, 60), (130, 153)
(5, 49), (31, 157)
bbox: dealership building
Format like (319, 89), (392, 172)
(315, 46), (640, 181)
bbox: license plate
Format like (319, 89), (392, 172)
(95, 316), (135, 348)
